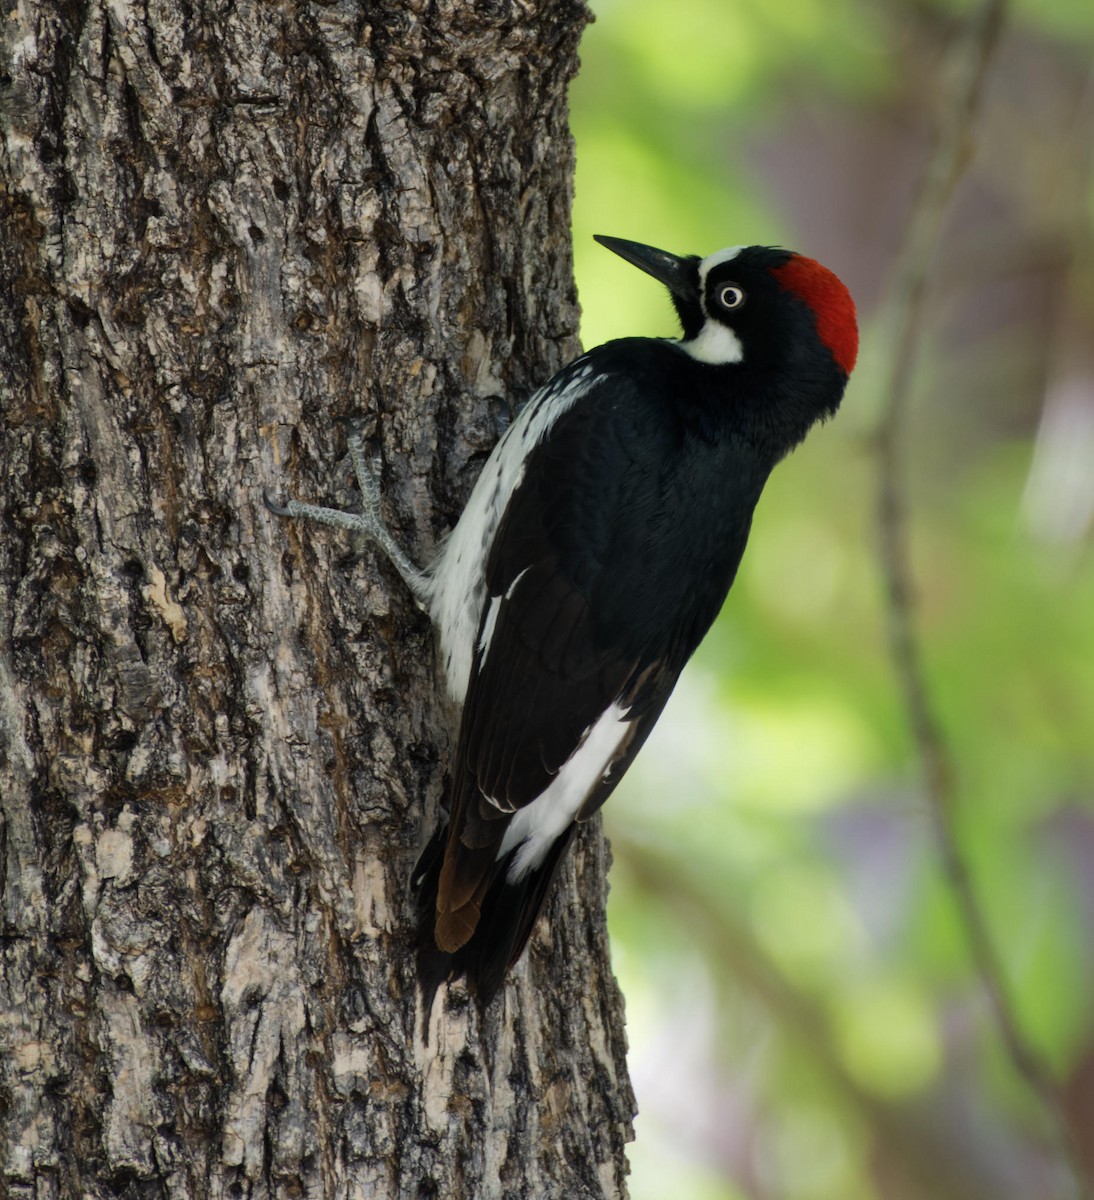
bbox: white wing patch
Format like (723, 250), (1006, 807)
(429, 364), (597, 703)
(498, 701), (632, 882)
(477, 594), (502, 660)
(476, 566), (531, 663)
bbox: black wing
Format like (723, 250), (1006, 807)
(424, 351), (760, 991)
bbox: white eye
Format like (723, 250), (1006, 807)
(718, 284), (746, 311)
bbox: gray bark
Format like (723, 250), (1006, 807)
(0, 1), (635, 1196)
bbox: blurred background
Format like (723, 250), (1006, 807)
(568, 1), (1094, 1197)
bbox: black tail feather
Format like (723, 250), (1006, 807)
(412, 824), (577, 1027)
(411, 823), (453, 1029)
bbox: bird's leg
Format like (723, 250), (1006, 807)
(265, 428), (433, 609)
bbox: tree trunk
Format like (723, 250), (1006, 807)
(0, 2), (635, 1196)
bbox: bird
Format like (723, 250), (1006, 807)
(266, 234), (858, 1010)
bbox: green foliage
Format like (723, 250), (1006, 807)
(571, 1), (1094, 1196)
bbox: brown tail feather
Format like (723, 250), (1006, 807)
(413, 822), (577, 1019)
(435, 896), (482, 953)
(435, 827), (502, 948)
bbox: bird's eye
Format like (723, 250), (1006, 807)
(718, 284), (746, 311)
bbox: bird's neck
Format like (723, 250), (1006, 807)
(676, 323), (743, 366)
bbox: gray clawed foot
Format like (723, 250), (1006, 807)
(263, 489), (296, 517)
(346, 430), (386, 523)
(265, 430), (433, 609)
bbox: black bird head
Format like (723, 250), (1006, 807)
(594, 234), (858, 445)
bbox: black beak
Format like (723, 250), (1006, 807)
(594, 235), (700, 306)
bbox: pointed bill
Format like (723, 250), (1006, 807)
(593, 235), (700, 307)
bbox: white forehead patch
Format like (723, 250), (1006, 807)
(698, 245), (746, 290)
(679, 245), (747, 364)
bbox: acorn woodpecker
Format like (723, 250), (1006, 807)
(266, 235), (858, 1007)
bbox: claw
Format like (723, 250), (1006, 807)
(262, 442), (432, 606)
(263, 489), (295, 517)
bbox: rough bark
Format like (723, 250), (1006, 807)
(0, 1), (635, 1197)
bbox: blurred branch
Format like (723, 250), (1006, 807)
(616, 834), (1014, 1200)
(875, 2), (1092, 1196)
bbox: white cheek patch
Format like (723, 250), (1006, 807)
(498, 701), (632, 880)
(680, 322), (744, 365)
